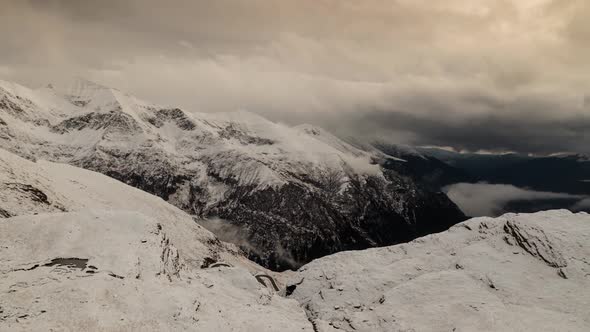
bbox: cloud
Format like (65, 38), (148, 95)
(444, 182), (586, 217)
(0, 0), (589, 154)
(572, 198), (590, 211)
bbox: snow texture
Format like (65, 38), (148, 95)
(0, 148), (313, 331)
(287, 210), (590, 332)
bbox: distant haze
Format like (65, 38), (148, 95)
(1, 0), (589, 154)
(445, 182), (587, 216)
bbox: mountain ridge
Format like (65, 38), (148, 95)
(0, 78), (466, 270)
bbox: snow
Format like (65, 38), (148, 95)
(0, 78), (383, 193)
(287, 210), (590, 331)
(0, 211), (312, 331)
(2, 142), (589, 331)
(0, 147), (314, 331)
(4, 78), (589, 331)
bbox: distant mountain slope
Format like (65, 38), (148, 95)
(417, 147), (534, 177)
(418, 147), (590, 195)
(487, 154), (590, 195)
(287, 210), (590, 331)
(416, 148), (590, 215)
(374, 142), (475, 191)
(0, 79), (465, 271)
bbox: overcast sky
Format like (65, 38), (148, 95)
(1, 0), (589, 153)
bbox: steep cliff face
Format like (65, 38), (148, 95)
(0, 79), (465, 270)
(208, 175), (465, 270)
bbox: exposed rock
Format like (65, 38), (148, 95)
(503, 219), (568, 268)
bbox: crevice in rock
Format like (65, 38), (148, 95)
(303, 303), (320, 332)
(44, 258), (89, 270)
(6, 258), (89, 274)
(200, 257), (217, 269)
(158, 228), (183, 281)
(285, 277), (305, 296)
(0, 207), (12, 218)
(3, 183), (50, 205)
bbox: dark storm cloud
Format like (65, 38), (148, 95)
(0, 0), (589, 154)
(325, 108), (590, 154)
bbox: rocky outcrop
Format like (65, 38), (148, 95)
(51, 110), (143, 135)
(503, 219), (568, 268)
(145, 108), (197, 131)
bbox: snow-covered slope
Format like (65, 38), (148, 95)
(0, 212), (313, 331)
(0, 78), (465, 270)
(286, 210), (590, 331)
(1, 145), (588, 330)
(0, 147), (220, 262)
(0, 148), (313, 331)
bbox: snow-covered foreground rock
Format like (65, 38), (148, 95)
(0, 148), (312, 331)
(0, 212), (312, 331)
(286, 210), (590, 332)
(0, 78), (465, 270)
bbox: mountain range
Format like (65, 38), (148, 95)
(0, 78), (465, 271)
(1, 147), (588, 330)
(1, 78), (589, 331)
